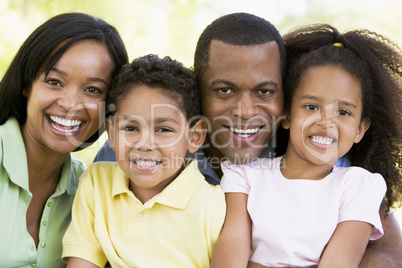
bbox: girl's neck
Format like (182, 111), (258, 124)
(280, 153), (334, 181)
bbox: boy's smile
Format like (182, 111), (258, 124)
(107, 85), (199, 202)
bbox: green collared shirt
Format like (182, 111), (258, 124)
(0, 117), (86, 268)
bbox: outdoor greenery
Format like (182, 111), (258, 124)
(1, 0), (401, 222)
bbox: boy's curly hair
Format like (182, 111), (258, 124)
(283, 24), (402, 209)
(106, 54), (201, 126)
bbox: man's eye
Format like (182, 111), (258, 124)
(218, 87), (233, 94)
(258, 89), (273, 95)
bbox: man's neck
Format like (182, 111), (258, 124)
(204, 146), (224, 178)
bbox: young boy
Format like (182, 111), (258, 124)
(62, 54), (226, 268)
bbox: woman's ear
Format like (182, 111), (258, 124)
(354, 118), (371, 144)
(188, 118), (207, 154)
(105, 116), (116, 152)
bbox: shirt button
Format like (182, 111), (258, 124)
(47, 202), (52, 207)
(41, 242), (46, 248)
(42, 221), (47, 226)
(136, 214), (143, 221)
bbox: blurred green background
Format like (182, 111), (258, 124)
(1, 0), (401, 224)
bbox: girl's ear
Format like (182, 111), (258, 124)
(188, 119), (207, 154)
(354, 118), (371, 144)
(105, 116), (116, 152)
(281, 112), (291, 130)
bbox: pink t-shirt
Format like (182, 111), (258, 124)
(220, 157), (386, 267)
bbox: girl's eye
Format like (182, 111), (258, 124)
(218, 87), (233, 94)
(45, 79), (62, 87)
(86, 87), (103, 95)
(337, 109), (351, 116)
(305, 104), (318, 111)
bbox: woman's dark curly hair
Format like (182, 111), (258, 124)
(282, 24), (402, 209)
(106, 54), (201, 127)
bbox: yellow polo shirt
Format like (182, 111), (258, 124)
(62, 160), (226, 268)
(0, 117), (86, 268)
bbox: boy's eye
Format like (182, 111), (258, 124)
(156, 127), (173, 133)
(123, 126), (138, 131)
(305, 104), (318, 111)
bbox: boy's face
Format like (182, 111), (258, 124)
(106, 85), (204, 201)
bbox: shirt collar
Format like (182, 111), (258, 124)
(111, 159), (204, 210)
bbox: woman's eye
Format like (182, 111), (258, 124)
(45, 79), (62, 87)
(86, 87), (103, 94)
(305, 104), (318, 111)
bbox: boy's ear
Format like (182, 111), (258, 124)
(188, 119), (207, 154)
(105, 117), (116, 152)
(354, 118), (371, 144)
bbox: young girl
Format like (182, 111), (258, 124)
(211, 24), (402, 268)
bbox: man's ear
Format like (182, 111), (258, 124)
(281, 112), (290, 130)
(105, 116), (116, 152)
(188, 118), (207, 154)
(354, 118), (371, 144)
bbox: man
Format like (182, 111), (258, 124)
(95, 12), (402, 267)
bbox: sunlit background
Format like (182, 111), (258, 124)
(1, 0), (401, 223)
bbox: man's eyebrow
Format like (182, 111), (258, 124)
(49, 67), (108, 85)
(210, 79), (279, 89)
(209, 79), (236, 87)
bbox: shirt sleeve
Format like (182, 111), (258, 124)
(62, 168), (108, 267)
(220, 161), (251, 194)
(338, 169), (387, 240)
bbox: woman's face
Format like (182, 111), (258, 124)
(23, 40), (114, 154)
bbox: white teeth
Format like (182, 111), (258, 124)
(134, 160), (158, 167)
(310, 136), (334, 145)
(50, 116), (82, 127)
(229, 127), (260, 137)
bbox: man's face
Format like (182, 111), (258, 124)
(200, 40), (283, 163)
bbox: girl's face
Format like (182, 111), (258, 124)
(283, 65), (370, 167)
(23, 40), (114, 154)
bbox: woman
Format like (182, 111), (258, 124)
(0, 12), (128, 267)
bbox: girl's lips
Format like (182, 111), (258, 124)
(308, 134), (336, 150)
